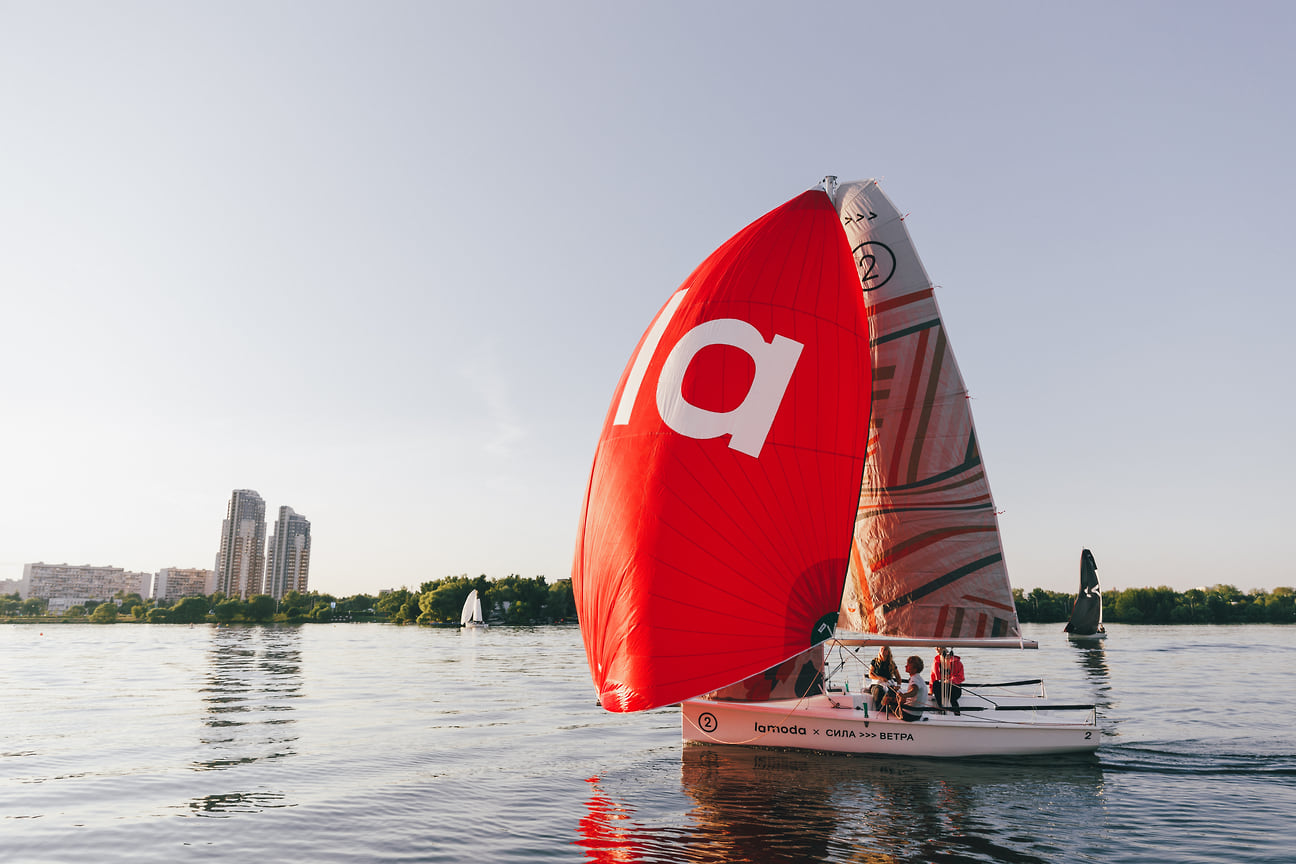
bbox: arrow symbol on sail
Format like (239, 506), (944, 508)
(843, 209), (879, 225)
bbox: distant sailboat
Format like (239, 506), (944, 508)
(460, 589), (487, 629)
(1064, 549), (1106, 640)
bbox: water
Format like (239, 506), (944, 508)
(2, 623), (1294, 863)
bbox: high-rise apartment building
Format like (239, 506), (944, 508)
(214, 489), (267, 599)
(266, 506), (311, 599)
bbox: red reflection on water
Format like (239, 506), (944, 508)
(574, 777), (643, 863)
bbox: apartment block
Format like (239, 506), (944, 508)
(21, 563), (151, 614)
(153, 567), (217, 603)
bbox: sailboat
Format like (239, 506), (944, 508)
(573, 178), (1098, 757)
(1064, 548), (1106, 640)
(460, 589), (487, 629)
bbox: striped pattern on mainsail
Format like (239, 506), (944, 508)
(831, 179), (1021, 640)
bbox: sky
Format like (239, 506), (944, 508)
(2, 2), (1293, 598)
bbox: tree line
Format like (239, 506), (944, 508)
(0, 573), (576, 626)
(1014, 584), (1296, 625)
(7, 579), (1294, 626)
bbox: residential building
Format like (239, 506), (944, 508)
(214, 489), (267, 599)
(21, 563), (151, 614)
(266, 506), (311, 599)
(153, 567), (216, 603)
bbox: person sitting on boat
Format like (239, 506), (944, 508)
(899, 655), (928, 722)
(867, 645), (901, 711)
(930, 647), (965, 714)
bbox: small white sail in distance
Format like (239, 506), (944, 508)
(460, 590), (486, 627)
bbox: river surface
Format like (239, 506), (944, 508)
(2, 622), (1293, 863)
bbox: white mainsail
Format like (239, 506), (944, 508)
(830, 179), (1020, 641)
(460, 589), (485, 627)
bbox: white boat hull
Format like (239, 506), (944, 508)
(682, 690), (1098, 758)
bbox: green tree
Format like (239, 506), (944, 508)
(1262, 588), (1296, 623)
(147, 607), (169, 623)
(546, 579), (575, 621)
(491, 574), (551, 624)
(115, 591), (145, 618)
(0, 593), (21, 616)
(1181, 589), (1208, 623)
(213, 599), (244, 624)
(172, 597), (209, 624)
(344, 593), (376, 615)
(1110, 588), (1147, 623)
(375, 588), (413, 622)
(90, 602), (118, 624)
(64, 605), (87, 619)
(247, 594), (277, 623)
(396, 597), (420, 624)
(280, 590), (311, 617)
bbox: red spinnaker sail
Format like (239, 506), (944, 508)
(572, 189), (872, 712)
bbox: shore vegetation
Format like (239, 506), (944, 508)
(5, 581), (1292, 626)
(0, 574), (577, 627)
(1014, 584), (1296, 625)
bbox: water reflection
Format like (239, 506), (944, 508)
(1068, 640), (1114, 712)
(679, 747), (841, 863)
(577, 777), (646, 863)
(580, 745), (1105, 864)
(189, 626), (303, 812)
(187, 789), (295, 818)
(679, 746), (1104, 864)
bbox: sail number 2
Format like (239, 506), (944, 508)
(612, 289), (803, 458)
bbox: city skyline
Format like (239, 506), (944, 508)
(9, 488), (312, 607)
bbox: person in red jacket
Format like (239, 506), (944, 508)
(930, 647), (965, 714)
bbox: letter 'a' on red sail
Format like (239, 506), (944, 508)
(572, 188), (872, 712)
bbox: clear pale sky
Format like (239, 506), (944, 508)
(2, 2), (1293, 597)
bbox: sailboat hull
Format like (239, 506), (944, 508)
(681, 692), (1099, 758)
